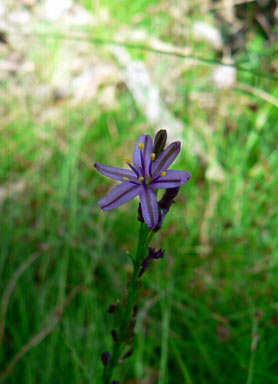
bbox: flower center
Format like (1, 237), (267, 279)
(123, 146), (165, 187)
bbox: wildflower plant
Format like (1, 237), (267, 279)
(94, 130), (191, 383)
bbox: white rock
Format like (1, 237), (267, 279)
(212, 64), (236, 89)
(40, 0), (95, 25)
(192, 21), (223, 50)
(66, 4), (95, 26)
(8, 10), (31, 25)
(42, 0), (72, 21)
(0, 2), (6, 18)
(112, 45), (184, 140)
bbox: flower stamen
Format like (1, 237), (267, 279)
(150, 171), (166, 184)
(123, 177), (140, 186)
(125, 158), (139, 177)
(139, 143), (145, 177)
(139, 176), (147, 189)
(149, 153), (156, 178)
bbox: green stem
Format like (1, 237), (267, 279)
(103, 223), (153, 384)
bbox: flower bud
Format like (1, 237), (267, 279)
(158, 187), (180, 210)
(101, 352), (111, 366)
(133, 305), (138, 317)
(108, 303), (118, 314)
(111, 329), (118, 342)
(153, 129), (167, 158)
(121, 349), (133, 360)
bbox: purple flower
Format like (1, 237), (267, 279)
(94, 134), (191, 230)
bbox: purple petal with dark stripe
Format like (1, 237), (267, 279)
(150, 170), (191, 190)
(139, 187), (158, 229)
(152, 142), (181, 178)
(98, 182), (142, 211)
(133, 135), (154, 177)
(94, 162), (138, 182)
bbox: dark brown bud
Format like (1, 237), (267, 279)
(121, 349), (133, 360)
(111, 329), (118, 342)
(133, 305), (138, 317)
(101, 352), (111, 366)
(108, 303), (117, 314)
(153, 129), (167, 158)
(158, 187), (180, 210)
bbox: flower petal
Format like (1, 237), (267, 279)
(133, 135), (154, 177)
(94, 162), (138, 182)
(139, 187), (158, 230)
(152, 141), (181, 177)
(98, 182), (142, 211)
(150, 170), (191, 189)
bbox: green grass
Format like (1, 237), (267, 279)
(0, 1), (277, 383)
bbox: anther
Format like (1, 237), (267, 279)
(151, 153), (155, 161)
(138, 143), (144, 150)
(161, 171), (166, 177)
(139, 176), (144, 182)
(123, 177), (129, 181)
(125, 158), (130, 164)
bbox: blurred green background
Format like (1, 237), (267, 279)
(0, 0), (277, 383)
